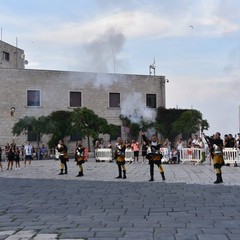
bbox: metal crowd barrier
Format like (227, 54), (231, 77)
(95, 148), (113, 162)
(95, 148), (134, 162)
(223, 148), (240, 165)
(160, 148), (169, 163)
(125, 149), (134, 162)
(179, 148), (203, 164)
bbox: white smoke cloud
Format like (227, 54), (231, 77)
(83, 27), (126, 73)
(121, 92), (156, 123)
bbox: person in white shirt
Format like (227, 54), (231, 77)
(24, 142), (33, 167)
(176, 138), (184, 163)
(192, 134), (200, 147)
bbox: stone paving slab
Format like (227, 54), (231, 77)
(0, 159), (240, 239)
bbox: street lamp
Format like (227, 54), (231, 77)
(10, 107), (15, 117)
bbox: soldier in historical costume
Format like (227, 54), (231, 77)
(56, 139), (68, 175)
(203, 132), (224, 184)
(75, 141), (85, 177)
(114, 137), (127, 179)
(142, 132), (165, 181)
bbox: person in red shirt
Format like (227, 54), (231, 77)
(131, 139), (140, 163)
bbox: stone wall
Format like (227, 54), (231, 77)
(0, 68), (166, 151)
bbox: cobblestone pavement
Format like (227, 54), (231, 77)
(1, 159), (240, 240)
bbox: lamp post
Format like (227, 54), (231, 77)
(10, 107), (15, 117)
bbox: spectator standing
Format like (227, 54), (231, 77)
(176, 138), (184, 163)
(227, 134), (236, 148)
(141, 141), (147, 164)
(131, 139), (140, 163)
(192, 134), (200, 148)
(187, 137), (193, 148)
(224, 134), (229, 147)
(7, 144), (15, 170)
(99, 140), (105, 148)
(95, 141), (100, 149)
(198, 137), (205, 163)
(14, 147), (21, 169)
(125, 140), (133, 164)
(40, 144), (48, 160)
(20, 145), (25, 161)
(4, 143), (10, 164)
(0, 147), (3, 171)
(169, 147), (178, 164)
(107, 141), (112, 149)
(24, 142), (33, 167)
(236, 133), (240, 149)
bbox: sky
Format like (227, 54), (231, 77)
(1, 0), (240, 137)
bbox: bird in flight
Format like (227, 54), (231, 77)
(189, 25), (194, 29)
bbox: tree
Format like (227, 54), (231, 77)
(46, 111), (73, 148)
(155, 107), (185, 142)
(155, 107), (209, 142)
(12, 116), (49, 146)
(71, 107), (118, 150)
(171, 110), (209, 137)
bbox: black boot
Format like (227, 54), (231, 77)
(58, 169), (64, 175)
(219, 173), (223, 183)
(76, 171), (83, 177)
(161, 172), (166, 181)
(123, 170), (127, 179)
(149, 162), (154, 181)
(149, 177), (154, 181)
(64, 170), (68, 174)
(214, 174), (222, 184)
(115, 165), (122, 179)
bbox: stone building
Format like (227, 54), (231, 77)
(0, 40), (166, 151)
(0, 40), (25, 69)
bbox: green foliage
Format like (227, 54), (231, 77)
(171, 110), (202, 135)
(12, 106), (209, 148)
(12, 116), (36, 136)
(12, 116), (49, 145)
(155, 107), (209, 142)
(47, 111), (73, 148)
(71, 107), (119, 149)
(72, 107), (111, 138)
(12, 108), (118, 149)
(155, 107), (185, 141)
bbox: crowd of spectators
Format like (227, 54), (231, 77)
(94, 132), (240, 165)
(0, 141), (49, 171)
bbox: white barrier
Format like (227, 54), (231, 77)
(95, 148), (113, 162)
(223, 148), (240, 165)
(180, 148), (204, 164)
(160, 148), (170, 163)
(125, 149), (134, 162)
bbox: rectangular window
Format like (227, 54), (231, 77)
(3, 51), (10, 61)
(146, 94), (157, 108)
(109, 93), (120, 108)
(70, 91), (82, 107)
(27, 90), (40, 107)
